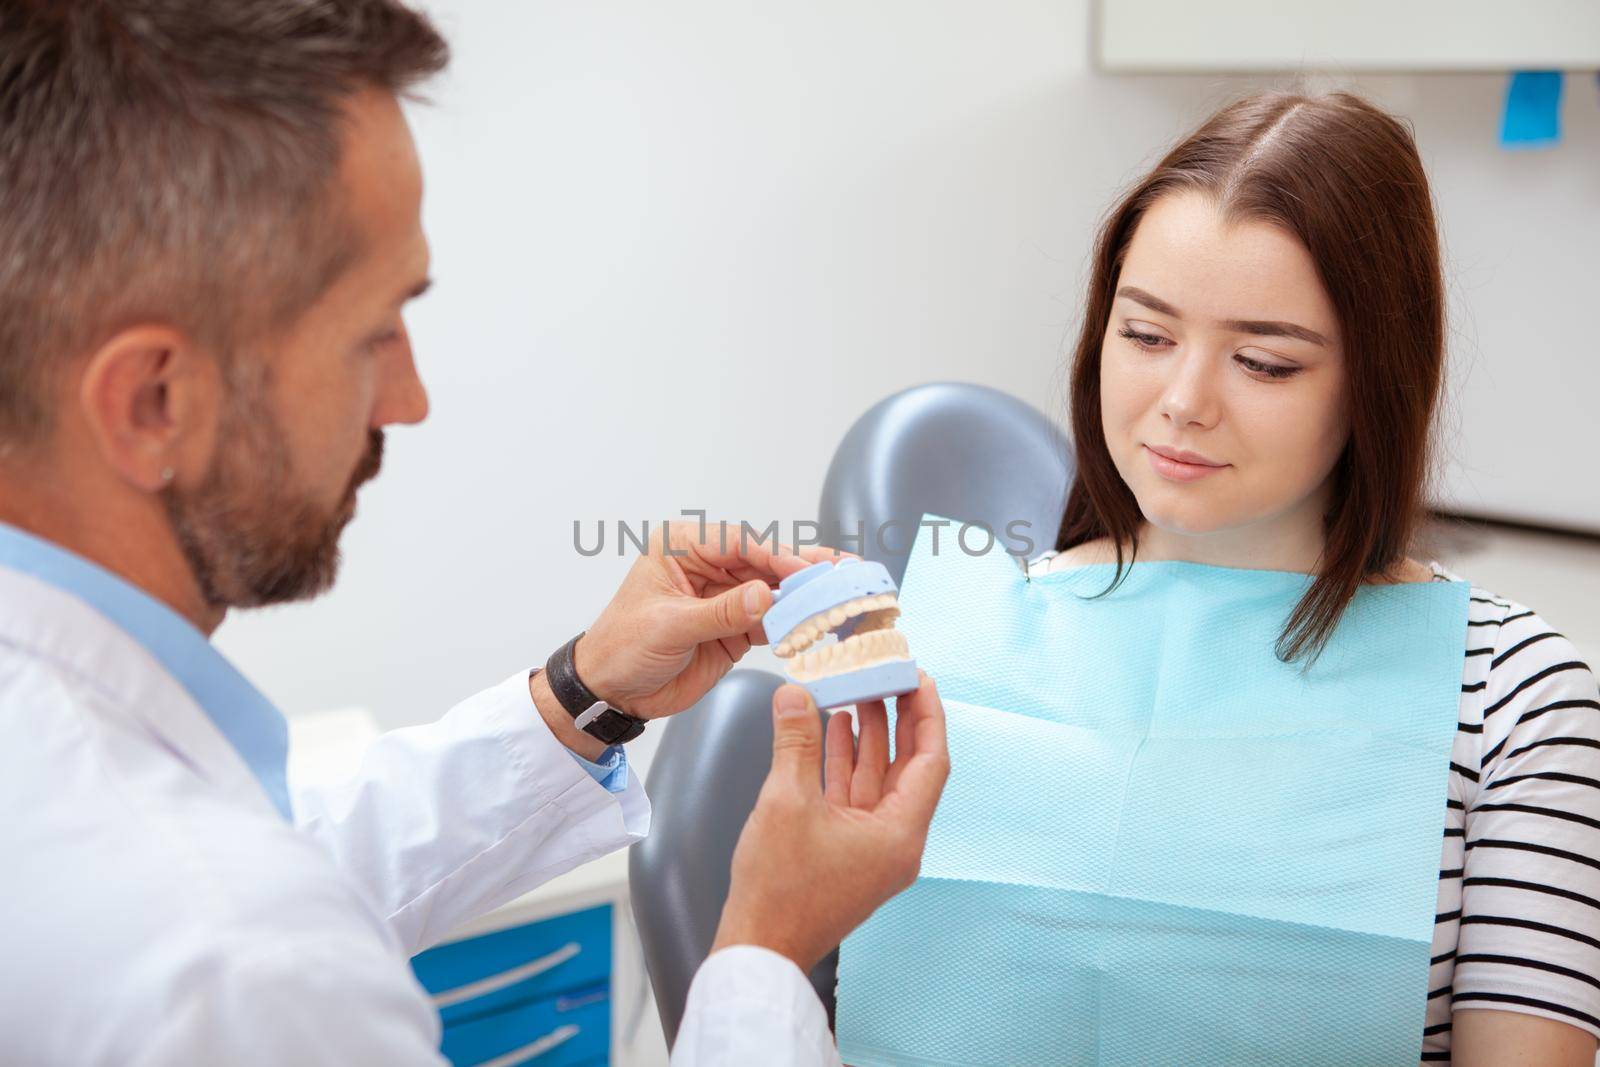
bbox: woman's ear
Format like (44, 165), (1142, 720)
(77, 325), (221, 492)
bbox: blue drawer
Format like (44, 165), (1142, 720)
(438, 983), (609, 1067)
(412, 904), (612, 1025)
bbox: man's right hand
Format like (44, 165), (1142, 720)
(710, 673), (950, 973)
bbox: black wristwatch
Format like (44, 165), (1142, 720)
(542, 633), (647, 746)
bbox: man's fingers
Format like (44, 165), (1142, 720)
(768, 684), (824, 791)
(824, 711), (855, 806)
(887, 691), (916, 782)
(716, 632), (751, 667)
(680, 522), (856, 581)
(677, 579), (771, 646)
(883, 679), (921, 795)
(793, 544), (854, 564)
(851, 700), (889, 808)
(882, 673), (949, 824)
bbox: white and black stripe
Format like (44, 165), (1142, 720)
(1424, 563), (1600, 1063)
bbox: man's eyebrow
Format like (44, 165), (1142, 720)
(401, 277), (433, 303)
(1114, 285), (1328, 347)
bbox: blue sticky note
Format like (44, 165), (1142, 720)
(1500, 71), (1563, 148)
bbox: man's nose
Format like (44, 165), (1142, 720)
(372, 328), (429, 428)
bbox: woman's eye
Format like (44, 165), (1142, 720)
(1117, 326), (1170, 350)
(1235, 353), (1299, 380)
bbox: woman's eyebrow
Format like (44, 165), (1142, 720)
(1117, 285), (1181, 317)
(1224, 317), (1329, 347)
(1115, 284), (1329, 347)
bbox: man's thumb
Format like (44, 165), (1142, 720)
(768, 684), (822, 787)
(687, 580), (769, 643)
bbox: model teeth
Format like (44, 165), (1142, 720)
(787, 629), (911, 682)
(852, 606), (899, 634)
(774, 593), (901, 658)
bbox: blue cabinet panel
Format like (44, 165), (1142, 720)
(411, 904), (612, 1025)
(437, 984), (609, 1067)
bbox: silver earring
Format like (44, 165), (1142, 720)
(160, 467), (175, 482)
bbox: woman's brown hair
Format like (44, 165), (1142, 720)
(1055, 91), (1446, 662)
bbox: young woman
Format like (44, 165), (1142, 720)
(1028, 91), (1600, 1065)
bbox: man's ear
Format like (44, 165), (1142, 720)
(77, 325), (220, 492)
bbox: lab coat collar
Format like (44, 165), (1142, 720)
(0, 521), (291, 821)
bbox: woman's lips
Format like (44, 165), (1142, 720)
(1144, 444), (1229, 483)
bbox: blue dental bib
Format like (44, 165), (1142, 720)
(836, 519), (1469, 1067)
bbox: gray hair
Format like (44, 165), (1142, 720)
(0, 0), (449, 443)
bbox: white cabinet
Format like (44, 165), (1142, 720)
(1098, 0), (1600, 72)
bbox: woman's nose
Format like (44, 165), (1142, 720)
(1158, 349), (1221, 430)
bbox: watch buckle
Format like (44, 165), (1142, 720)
(574, 699), (611, 731)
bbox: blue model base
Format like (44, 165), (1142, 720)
(763, 558), (898, 648)
(795, 659), (920, 710)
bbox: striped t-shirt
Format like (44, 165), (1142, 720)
(1026, 552), (1600, 1063)
(1423, 562), (1600, 1062)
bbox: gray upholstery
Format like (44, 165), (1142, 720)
(628, 670), (836, 1046)
(629, 382), (1074, 1044)
(818, 380), (1074, 583)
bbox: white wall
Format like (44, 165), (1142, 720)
(215, 1), (1600, 750)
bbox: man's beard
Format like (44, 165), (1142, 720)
(162, 393), (384, 611)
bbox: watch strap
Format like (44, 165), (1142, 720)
(544, 633), (647, 746)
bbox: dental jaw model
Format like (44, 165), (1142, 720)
(763, 558), (919, 709)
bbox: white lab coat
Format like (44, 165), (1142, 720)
(0, 559), (838, 1066)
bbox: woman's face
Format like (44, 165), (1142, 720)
(1099, 191), (1349, 542)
